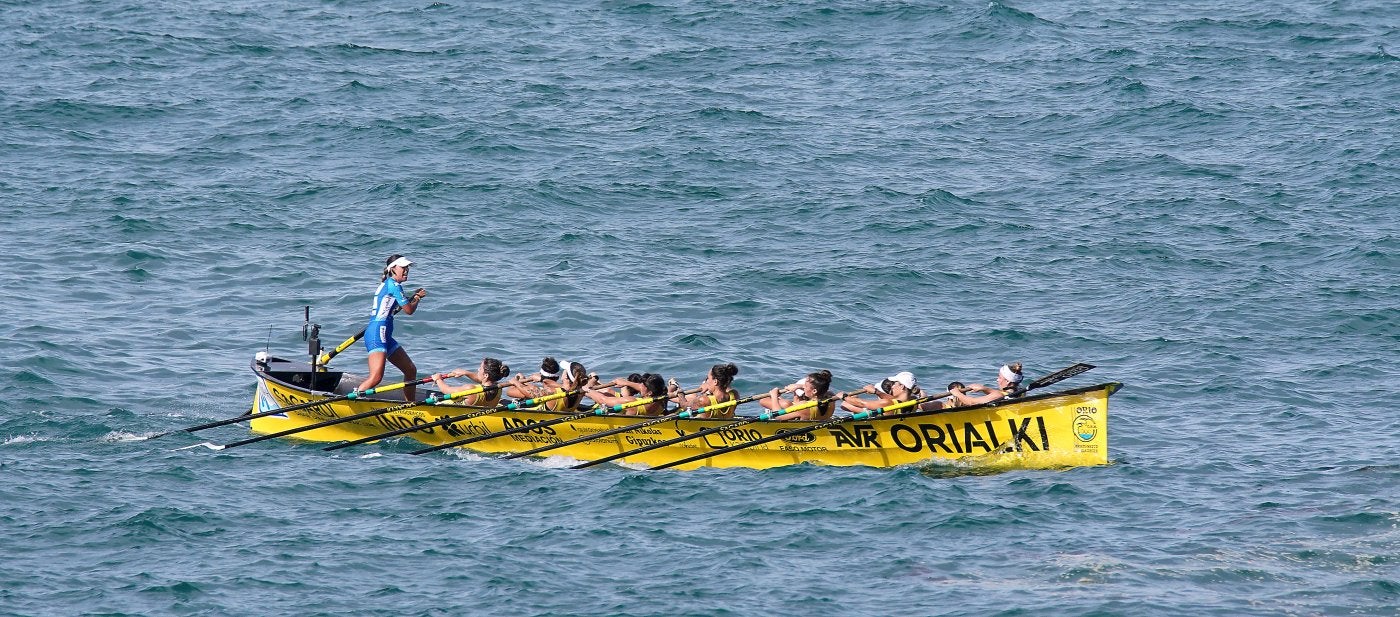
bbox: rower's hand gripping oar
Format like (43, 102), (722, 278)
(649, 362), (1095, 471)
(216, 384), (499, 450)
(501, 390), (758, 461)
(409, 388), (701, 456)
(570, 393), (823, 469)
(322, 386), (583, 452)
(147, 375), (435, 440)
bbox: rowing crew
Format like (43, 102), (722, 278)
(350, 253), (1026, 418)
(425, 357), (1026, 420)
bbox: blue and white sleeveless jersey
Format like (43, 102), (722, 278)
(364, 279), (410, 354)
(369, 279), (410, 325)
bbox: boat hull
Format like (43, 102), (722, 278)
(249, 360), (1116, 470)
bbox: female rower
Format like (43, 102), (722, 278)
(947, 363), (1025, 407)
(505, 357), (592, 412)
(587, 373), (669, 416)
(430, 357), (511, 407)
(841, 371), (922, 414)
(356, 254), (426, 401)
(671, 363), (740, 418)
(760, 370), (839, 421)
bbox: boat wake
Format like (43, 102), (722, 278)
(524, 455), (587, 470)
(445, 449), (489, 462)
(102, 430), (161, 442)
(2, 434), (44, 446)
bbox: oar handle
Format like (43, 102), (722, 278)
(679, 392), (763, 417)
(593, 387), (701, 414)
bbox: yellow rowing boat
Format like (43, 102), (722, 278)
(248, 356), (1117, 470)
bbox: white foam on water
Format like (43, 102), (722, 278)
(527, 454), (587, 469)
(173, 442), (224, 451)
(445, 449), (487, 462)
(358, 452), (383, 459)
(2, 434), (44, 446)
(101, 430), (159, 442)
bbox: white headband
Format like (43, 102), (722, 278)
(1000, 364), (1022, 383)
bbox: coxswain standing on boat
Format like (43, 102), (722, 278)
(761, 370), (839, 421)
(948, 362), (1024, 406)
(841, 371), (923, 414)
(431, 357), (511, 407)
(670, 363), (740, 418)
(587, 373), (668, 416)
(356, 254), (426, 401)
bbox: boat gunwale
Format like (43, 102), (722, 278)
(251, 356), (1121, 426)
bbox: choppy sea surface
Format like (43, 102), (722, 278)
(2, 0), (1398, 615)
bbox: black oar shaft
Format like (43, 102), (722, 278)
(221, 384), (498, 449)
(150, 375), (434, 439)
(323, 387), (584, 452)
(502, 411), (681, 460)
(222, 400), (416, 449)
(324, 405), (494, 451)
(410, 389), (693, 456)
(502, 391), (751, 460)
(569, 395), (781, 469)
(411, 409), (594, 455)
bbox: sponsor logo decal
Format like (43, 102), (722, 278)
(257, 381), (286, 418)
(781, 431), (816, 444)
(829, 424), (880, 448)
(889, 417), (1050, 454)
(1074, 415), (1098, 442)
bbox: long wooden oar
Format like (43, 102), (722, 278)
(217, 384), (499, 450)
(570, 394), (831, 469)
(409, 388), (700, 456)
(323, 386), (583, 452)
(147, 375), (435, 440)
(650, 362), (1095, 471)
(502, 391), (765, 460)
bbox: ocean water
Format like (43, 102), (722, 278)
(2, 0), (1398, 615)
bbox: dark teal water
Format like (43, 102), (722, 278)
(3, 0), (1398, 615)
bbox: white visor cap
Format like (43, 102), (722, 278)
(888, 371), (916, 390)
